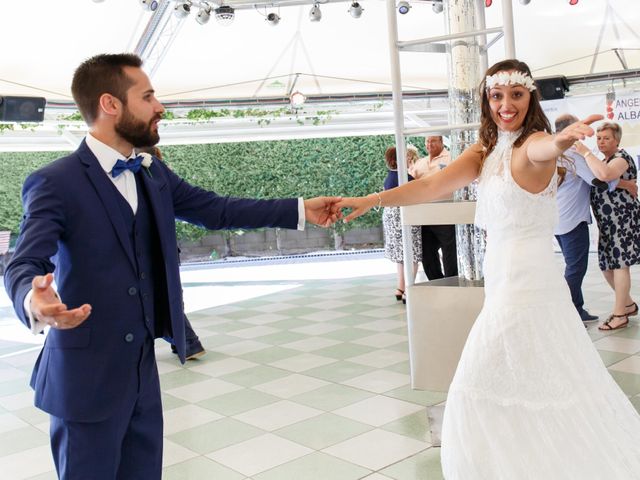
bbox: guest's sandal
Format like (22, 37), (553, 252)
(599, 313), (630, 331)
(626, 302), (638, 316)
(395, 289), (404, 301)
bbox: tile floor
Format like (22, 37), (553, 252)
(1, 253), (640, 479)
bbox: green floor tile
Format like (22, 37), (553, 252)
(201, 333), (250, 348)
(275, 413), (373, 450)
(23, 472), (58, 480)
(0, 378), (31, 397)
(385, 361), (411, 375)
(611, 325), (640, 340)
(290, 384), (374, 411)
(167, 417), (263, 454)
(276, 306), (323, 317)
(334, 303), (382, 314)
(0, 425), (48, 456)
(321, 328), (378, 342)
(12, 405), (49, 426)
(163, 456), (245, 480)
(198, 388), (280, 416)
(159, 369), (213, 390)
(382, 410), (431, 443)
(253, 451), (371, 480)
(610, 370), (640, 396)
(161, 392), (189, 411)
(598, 350), (630, 367)
(313, 342), (375, 360)
(239, 346), (301, 364)
(304, 361), (376, 383)
(267, 318), (312, 330)
(220, 309), (264, 320)
(381, 447), (442, 480)
(219, 365), (290, 387)
(255, 331), (309, 345)
(385, 386), (447, 407)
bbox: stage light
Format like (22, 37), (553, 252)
(349, 2), (363, 18)
(485, 0), (492, 7)
(569, 0), (578, 4)
(174, 1), (191, 18)
(196, 5), (211, 24)
(519, 0), (531, 4)
(309, 3), (322, 22)
(140, 0), (158, 11)
(215, 5), (235, 25)
(266, 12), (280, 25)
(432, 1), (443, 13)
(290, 91), (306, 108)
(397, 1), (411, 14)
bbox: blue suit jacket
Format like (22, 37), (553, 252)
(4, 140), (298, 422)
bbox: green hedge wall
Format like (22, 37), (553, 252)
(0, 135), (425, 241)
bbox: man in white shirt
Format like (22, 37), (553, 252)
(411, 136), (458, 279)
(4, 53), (340, 479)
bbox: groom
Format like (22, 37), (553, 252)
(4, 53), (340, 479)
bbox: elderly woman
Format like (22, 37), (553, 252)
(382, 146), (421, 302)
(576, 122), (640, 331)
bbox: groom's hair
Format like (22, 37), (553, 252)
(71, 53), (143, 126)
(554, 114), (579, 133)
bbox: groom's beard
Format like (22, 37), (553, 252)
(115, 107), (160, 148)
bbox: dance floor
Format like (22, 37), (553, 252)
(1, 252), (639, 479)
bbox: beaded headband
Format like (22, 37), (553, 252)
(485, 71), (537, 92)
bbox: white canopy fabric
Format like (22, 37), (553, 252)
(1, 0), (639, 103)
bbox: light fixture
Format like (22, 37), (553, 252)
(309, 3), (322, 22)
(174, 1), (191, 18)
(519, 0), (531, 4)
(266, 12), (280, 25)
(215, 5), (235, 25)
(349, 2), (363, 18)
(290, 91), (306, 108)
(569, 0), (578, 4)
(397, 1), (411, 15)
(140, 0), (158, 11)
(485, 0), (492, 7)
(196, 5), (211, 24)
(432, 1), (443, 13)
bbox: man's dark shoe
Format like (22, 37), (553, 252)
(579, 310), (599, 322)
(170, 340), (206, 360)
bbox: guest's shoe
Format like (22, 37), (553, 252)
(579, 310), (599, 322)
(626, 302), (639, 316)
(171, 340), (206, 360)
(402, 292), (407, 305)
(395, 289), (404, 301)
(598, 313), (629, 331)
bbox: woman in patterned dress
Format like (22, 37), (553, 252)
(576, 122), (640, 330)
(382, 146), (422, 302)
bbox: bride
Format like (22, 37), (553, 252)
(337, 59), (640, 479)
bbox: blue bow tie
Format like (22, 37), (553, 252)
(111, 156), (143, 178)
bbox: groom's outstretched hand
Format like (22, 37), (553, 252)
(304, 196), (344, 227)
(30, 273), (92, 329)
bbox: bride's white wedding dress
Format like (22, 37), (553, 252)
(440, 130), (640, 479)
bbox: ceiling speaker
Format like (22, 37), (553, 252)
(0, 96), (46, 122)
(535, 77), (569, 101)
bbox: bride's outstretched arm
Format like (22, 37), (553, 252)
(526, 114), (604, 163)
(337, 143), (484, 222)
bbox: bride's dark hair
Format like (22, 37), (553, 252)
(479, 59), (551, 158)
(478, 59), (567, 182)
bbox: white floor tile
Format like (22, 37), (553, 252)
(0, 412), (28, 434)
(343, 370), (410, 394)
(359, 310), (405, 322)
(253, 374), (330, 398)
(0, 390), (34, 411)
(281, 337), (341, 352)
(349, 349), (408, 368)
(232, 400), (322, 431)
(292, 323), (346, 335)
(0, 445), (55, 479)
(0, 366), (28, 382)
(162, 439), (199, 467)
(165, 378), (243, 403)
(323, 429), (428, 471)
(215, 340), (271, 356)
(352, 333), (406, 348)
(207, 433), (313, 476)
(163, 404), (223, 435)
(269, 353), (338, 372)
(155, 360), (183, 375)
(299, 310), (350, 322)
(609, 354), (640, 374)
(333, 395), (424, 427)
(189, 358), (258, 377)
(594, 336), (640, 355)
(229, 325), (280, 339)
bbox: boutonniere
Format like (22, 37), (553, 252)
(139, 152), (153, 178)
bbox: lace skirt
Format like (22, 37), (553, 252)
(382, 206), (422, 263)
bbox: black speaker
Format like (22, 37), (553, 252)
(535, 77), (569, 101)
(0, 96), (46, 122)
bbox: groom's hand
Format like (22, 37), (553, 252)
(30, 273), (92, 329)
(304, 197), (343, 227)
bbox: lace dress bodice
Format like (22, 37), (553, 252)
(475, 130), (558, 237)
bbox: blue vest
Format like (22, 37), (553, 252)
(112, 173), (171, 339)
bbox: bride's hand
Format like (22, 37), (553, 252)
(555, 114), (604, 151)
(336, 195), (378, 223)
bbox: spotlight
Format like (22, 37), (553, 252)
(266, 12), (280, 25)
(309, 3), (322, 22)
(174, 1), (191, 18)
(196, 6), (211, 24)
(569, 0), (578, 4)
(140, 0), (158, 11)
(519, 0), (531, 4)
(290, 91), (306, 108)
(485, 0), (492, 6)
(215, 5), (235, 25)
(432, 1), (443, 13)
(349, 2), (363, 18)
(397, 1), (411, 14)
